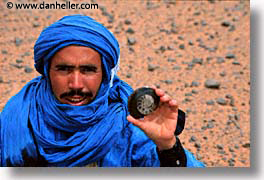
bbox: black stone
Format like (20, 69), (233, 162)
(24, 66), (33, 73)
(148, 64), (158, 72)
(205, 79), (220, 89)
(179, 44), (185, 50)
(191, 81), (200, 87)
(206, 100), (215, 105)
(216, 98), (227, 105)
(168, 58), (176, 62)
(221, 21), (231, 27)
(126, 27), (135, 34)
(2, 49), (8, 54)
(127, 37), (136, 45)
(226, 53), (236, 59)
(15, 37), (23, 46)
(192, 58), (203, 65)
(124, 19), (131, 25)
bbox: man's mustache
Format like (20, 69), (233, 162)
(60, 90), (93, 99)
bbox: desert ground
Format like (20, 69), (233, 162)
(0, 0), (250, 167)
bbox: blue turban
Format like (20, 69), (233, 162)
(0, 15), (133, 166)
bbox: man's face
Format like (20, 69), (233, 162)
(49, 45), (103, 106)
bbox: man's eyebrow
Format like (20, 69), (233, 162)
(79, 64), (98, 68)
(55, 64), (75, 68)
(54, 64), (98, 69)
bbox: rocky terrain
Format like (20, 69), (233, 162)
(0, 0), (250, 167)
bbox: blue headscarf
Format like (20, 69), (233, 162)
(0, 15), (133, 166)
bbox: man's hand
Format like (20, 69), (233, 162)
(127, 87), (178, 151)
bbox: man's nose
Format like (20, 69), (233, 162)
(68, 71), (84, 90)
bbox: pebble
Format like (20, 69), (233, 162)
(172, 66), (181, 70)
(232, 61), (240, 65)
(193, 11), (201, 16)
(24, 66), (33, 73)
(126, 28), (135, 34)
(34, 16), (39, 20)
(189, 136), (197, 142)
(187, 62), (194, 70)
(216, 98), (227, 105)
(185, 93), (192, 96)
(205, 79), (220, 89)
(159, 46), (166, 52)
(171, 27), (178, 34)
(207, 121), (214, 129)
(194, 142), (201, 149)
(216, 57), (225, 64)
(16, 59), (23, 63)
(242, 143), (250, 148)
(219, 71), (226, 77)
(2, 49), (8, 54)
(218, 150), (226, 155)
(228, 158), (235, 166)
(124, 19), (131, 25)
(23, 52), (31, 57)
(33, 21), (40, 28)
(127, 37), (136, 45)
(10, 63), (23, 69)
(229, 25), (236, 32)
(126, 73), (132, 78)
(206, 56), (213, 63)
(167, 45), (174, 50)
(192, 58), (203, 65)
(167, 57), (176, 62)
(234, 144), (240, 149)
(15, 37), (23, 46)
(147, 64), (158, 72)
(225, 53), (236, 59)
(221, 21), (231, 27)
(188, 41), (194, 46)
(225, 94), (233, 99)
(191, 81), (200, 87)
(191, 89), (199, 94)
(230, 99), (235, 106)
(206, 100), (215, 105)
(196, 153), (203, 160)
(216, 144), (224, 150)
(179, 44), (185, 50)
(162, 79), (173, 85)
(229, 147), (235, 152)
(178, 35), (184, 40)
(201, 20), (207, 26)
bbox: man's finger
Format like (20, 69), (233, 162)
(160, 94), (171, 102)
(168, 99), (179, 112)
(127, 115), (143, 128)
(154, 88), (165, 97)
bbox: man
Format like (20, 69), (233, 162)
(0, 15), (204, 167)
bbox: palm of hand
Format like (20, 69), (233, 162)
(140, 102), (178, 143)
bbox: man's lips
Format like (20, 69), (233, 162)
(59, 90), (93, 105)
(65, 96), (87, 105)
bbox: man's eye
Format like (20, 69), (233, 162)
(57, 66), (72, 71)
(80, 67), (97, 73)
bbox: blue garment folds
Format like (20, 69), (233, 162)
(0, 15), (205, 167)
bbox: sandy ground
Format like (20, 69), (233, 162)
(0, 0), (250, 167)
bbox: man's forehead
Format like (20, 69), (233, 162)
(50, 45), (102, 66)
